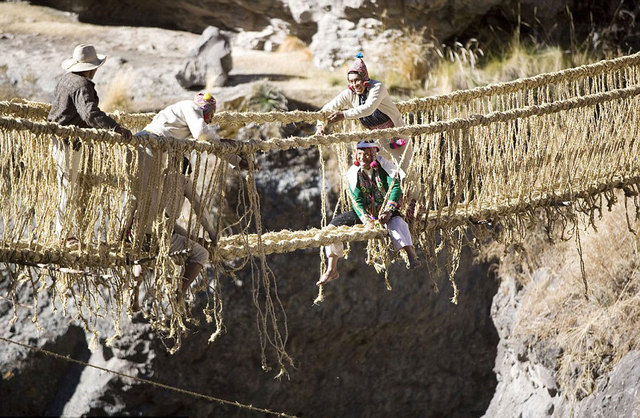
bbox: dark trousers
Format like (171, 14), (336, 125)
(329, 210), (362, 227)
(329, 210), (402, 227)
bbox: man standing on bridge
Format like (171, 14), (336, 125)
(48, 43), (133, 242)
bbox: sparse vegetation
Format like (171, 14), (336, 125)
(422, 38), (485, 93)
(376, 27), (432, 92)
(481, 42), (569, 83)
(101, 70), (134, 112)
(247, 82), (288, 113)
(489, 199), (640, 399)
(276, 35), (313, 61)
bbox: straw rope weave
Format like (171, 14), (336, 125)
(1, 53), (640, 376)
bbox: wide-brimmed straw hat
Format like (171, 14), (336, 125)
(62, 44), (106, 72)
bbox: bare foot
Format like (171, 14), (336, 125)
(316, 269), (339, 286)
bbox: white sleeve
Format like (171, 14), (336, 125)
(317, 89), (353, 127)
(182, 104), (217, 140)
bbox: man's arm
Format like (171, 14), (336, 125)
(74, 81), (118, 130)
(383, 168), (403, 210)
(316, 89), (353, 133)
(182, 104), (218, 141)
(74, 81), (132, 139)
(378, 168), (402, 224)
(350, 183), (375, 224)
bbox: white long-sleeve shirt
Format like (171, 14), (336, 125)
(317, 80), (412, 174)
(144, 100), (218, 141)
(316, 80), (404, 130)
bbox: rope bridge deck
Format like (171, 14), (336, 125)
(2, 52), (640, 375)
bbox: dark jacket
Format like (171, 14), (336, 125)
(48, 72), (118, 130)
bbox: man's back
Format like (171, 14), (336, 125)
(48, 72), (117, 130)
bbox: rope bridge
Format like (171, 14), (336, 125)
(2, 52), (640, 376)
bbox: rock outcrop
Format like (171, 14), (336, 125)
(485, 272), (640, 417)
(175, 26), (233, 89)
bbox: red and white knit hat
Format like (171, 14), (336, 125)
(347, 52), (369, 81)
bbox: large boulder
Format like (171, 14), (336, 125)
(175, 26), (232, 89)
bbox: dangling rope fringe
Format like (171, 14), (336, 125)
(1, 53), (640, 372)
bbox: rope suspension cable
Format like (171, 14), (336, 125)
(3, 51), (640, 124)
(2, 82), (640, 157)
(0, 336), (296, 418)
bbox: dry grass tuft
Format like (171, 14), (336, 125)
(423, 39), (484, 93)
(371, 28), (602, 98)
(0, 65), (19, 100)
(491, 197), (640, 399)
(376, 27), (432, 93)
(247, 82), (289, 113)
(483, 43), (569, 83)
(101, 70), (135, 112)
(277, 36), (312, 60)
(374, 29), (485, 96)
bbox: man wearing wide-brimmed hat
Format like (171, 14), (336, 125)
(49, 44), (131, 136)
(49, 44), (132, 240)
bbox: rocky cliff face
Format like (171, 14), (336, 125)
(30, 0), (633, 69)
(485, 273), (640, 418)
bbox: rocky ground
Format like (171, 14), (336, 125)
(0, 3), (343, 111)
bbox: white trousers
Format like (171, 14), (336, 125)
(53, 137), (82, 238)
(325, 216), (412, 258)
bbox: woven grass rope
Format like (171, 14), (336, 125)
(1, 52), (640, 375)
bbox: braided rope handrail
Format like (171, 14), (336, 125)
(2, 83), (639, 156)
(396, 51), (640, 112)
(2, 52), (639, 126)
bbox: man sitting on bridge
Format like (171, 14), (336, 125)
(318, 140), (421, 285)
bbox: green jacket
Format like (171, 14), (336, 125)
(347, 161), (402, 223)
